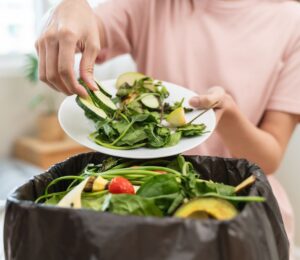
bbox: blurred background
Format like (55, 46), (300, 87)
(0, 0), (299, 258)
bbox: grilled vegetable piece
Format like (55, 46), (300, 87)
(174, 197), (238, 220)
(57, 178), (89, 208)
(140, 94), (160, 109)
(108, 177), (135, 194)
(76, 96), (107, 121)
(84, 176), (108, 192)
(116, 72), (146, 88)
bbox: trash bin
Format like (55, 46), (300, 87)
(4, 152), (289, 260)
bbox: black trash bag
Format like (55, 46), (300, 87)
(4, 152), (289, 260)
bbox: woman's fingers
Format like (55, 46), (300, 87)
(189, 86), (226, 109)
(58, 31), (87, 97)
(36, 38), (58, 91)
(79, 40), (100, 92)
(44, 32), (72, 95)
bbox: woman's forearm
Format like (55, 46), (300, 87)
(217, 96), (283, 174)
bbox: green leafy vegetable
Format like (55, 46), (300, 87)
(176, 124), (207, 137)
(36, 155), (265, 219)
(107, 194), (163, 217)
(76, 73), (208, 150)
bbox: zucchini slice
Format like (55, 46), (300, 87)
(78, 78), (117, 114)
(92, 90), (117, 114)
(140, 94), (160, 109)
(76, 96), (107, 121)
(95, 79), (112, 98)
(116, 72), (146, 88)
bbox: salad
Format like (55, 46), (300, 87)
(76, 72), (208, 150)
(36, 156), (264, 220)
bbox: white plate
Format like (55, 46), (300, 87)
(58, 79), (216, 159)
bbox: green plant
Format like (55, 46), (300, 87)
(24, 54), (56, 114)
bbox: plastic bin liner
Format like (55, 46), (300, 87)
(4, 152), (289, 260)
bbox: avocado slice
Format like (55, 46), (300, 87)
(116, 72), (146, 88)
(174, 197), (238, 220)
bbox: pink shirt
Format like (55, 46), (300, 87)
(97, 0), (300, 247)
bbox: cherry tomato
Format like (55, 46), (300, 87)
(108, 177), (135, 194)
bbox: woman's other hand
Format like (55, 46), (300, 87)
(189, 86), (234, 123)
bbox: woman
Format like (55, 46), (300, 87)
(36, 0), (300, 255)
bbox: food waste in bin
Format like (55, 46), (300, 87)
(36, 155), (264, 220)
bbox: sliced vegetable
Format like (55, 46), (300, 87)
(92, 90), (117, 114)
(84, 176), (108, 192)
(166, 107), (186, 127)
(95, 79), (112, 98)
(108, 176), (135, 194)
(76, 96), (107, 121)
(140, 94), (160, 109)
(116, 72), (145, 88)
(57, 178), (89, 208)
(174, 197), (238, 220)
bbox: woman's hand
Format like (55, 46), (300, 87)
(189, 87), (298, 174)
(35, 0), (102, 96)
(189, 86), (234, 123)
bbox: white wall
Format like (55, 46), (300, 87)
(276, 126), (300, 245)
(0, 77), (64, 157)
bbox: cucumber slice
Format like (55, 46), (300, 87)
(95, 79), (112, 98)
(116, 72), (145, 88)
(76, 96), (107, 121)
(78, 78), (117, 114)
(140, 94), (160, 109)
(92, 90), (117, 114)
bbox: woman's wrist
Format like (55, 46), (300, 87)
(216, 93), (238, 131)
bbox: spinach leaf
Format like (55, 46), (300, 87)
(166, 132), (182, 147)
(116, 127), (148, 146)
(177, 124), (206, 137)
(81, 195), (107, 211)
(145, 124), (169, 148)
(196, 180), (235, 197)
(138, 174), (180, 197)
(127, 100), (144, 114)
(137, 174), (181, 214)
(45, 194), (64, 205)
(101, 157), (124, 171)
(107, 194), (163, 217)
(111, 120), (129, 135)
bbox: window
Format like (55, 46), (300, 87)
(0, 0), (36, 55)
(0, 0), (107, 56)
